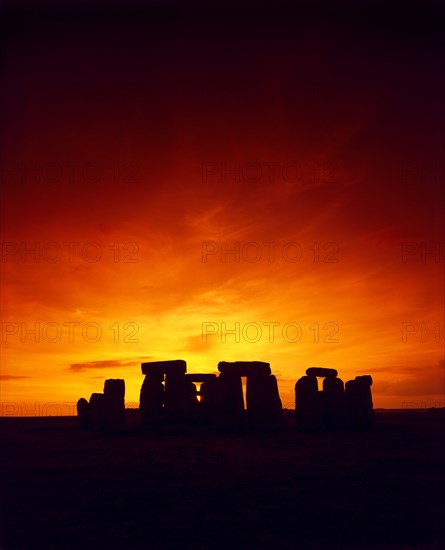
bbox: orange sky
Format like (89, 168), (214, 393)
(1, 1), (444, 415)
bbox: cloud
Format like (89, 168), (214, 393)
(0, 375), (31, 381)
(69, 356), (152, 373)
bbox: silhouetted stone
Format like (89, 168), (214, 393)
(200, 377), (218, 424)
(355, 374), (373, 387)
(214, 372), (245, 430)
(164, 370), (185, 422)
(269, 374), (283, 421)
(76, 397), (92, 429)
(323, 376), (346, 429)
(103, 379), (126, 425)
(140, 373), (164, 425)
(355, 375), (374, 427)
(295, 375), (321, 430)
(218, 361), (271, 376)
(306, 367), (338, 378)
(89, 393), (107, 428)
(141, 360), (187, 376)
(345, 376), (374, 429)
(246, 373), (283, 431)
(140, 360), (187, 423)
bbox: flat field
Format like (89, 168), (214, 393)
(1, 410), (444, 549)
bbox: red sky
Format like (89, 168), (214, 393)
(1, 1), (444, 414)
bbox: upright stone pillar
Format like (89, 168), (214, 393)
(345, 375), (374, 428)
(323, 376), (346, 429)
(246, 373), (283, 431)
(104, 379), (126, 425)
(140, 373), (164, 425)
(140, 360), (187, 424)
(295, 375), (320, 430)
(214, 372), (245, 430)
(76, 397), (92, 429)
(164, 371), (185, 422)
(199, 378), (218, 424)
(89, 393), (107, 428)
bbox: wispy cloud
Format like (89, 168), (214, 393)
(0, 375), (31, 381)
(69, 356), (153, 373)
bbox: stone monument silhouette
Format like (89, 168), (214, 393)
(77, 378), (126, 429)
(295, 368), (374, 430)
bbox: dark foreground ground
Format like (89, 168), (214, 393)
(1, 410), (444, 550)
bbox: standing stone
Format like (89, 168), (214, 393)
(164, 371), (185, 422)
(246, 373), (283, 431)
(103, 379), (126, 425)
(89, 393), (107, 428)
(140, 373), (164, 425)
(246, 373), (267, 429)
(355, 375), (374, 428)
(140, 360), (187, 424)
(323, 377), (346, 429)
(268, 375), (283, 426)
(345, 380), (359, 427)
(199, 377), (218, 424)
(295, 375), (321, 430)
(345, 376), (374, 428)
(77, 397), (92, 429)
(213, 372), (245, 430)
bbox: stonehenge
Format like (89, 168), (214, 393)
(213, 369), (245, 430)
(295, 368), (374, 430)
(140, 372), (164, 425)
(104, 379), (126, 424)
(76, 397), (92, 429)
(295, 375), (320, 430)
(76, 361), (374, 433)
(89, 393), (107, 428)
(76, 379), (126, 429)
(140, 360), (186, 424)
(323, 376), (347, 429)
(138, 360), (283, 430)
(345, 375), (375, 428)
(214, 361), (282, 431)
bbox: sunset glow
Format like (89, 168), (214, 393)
(1, 2), (444, 415)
